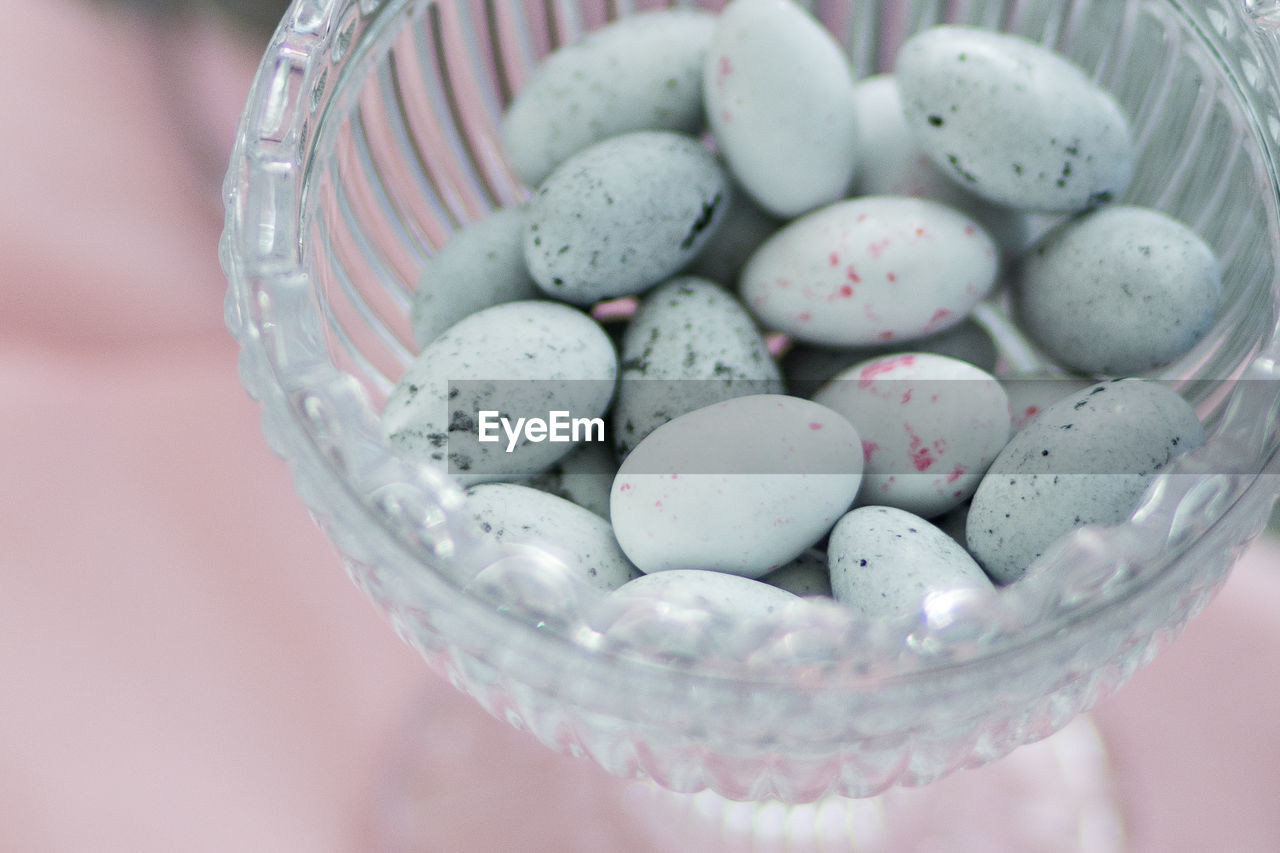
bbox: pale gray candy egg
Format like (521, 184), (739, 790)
(813, 352), (1012, 518)
(409, 207), (539, 349)
(966, 378), (1206, 584)
(610, 394), (863, 578)
(760, 549), (832, 597)
(525, 131), (729, 306)
(704, 0), (858, 218)
(828, 506), (995, 622)
(739, 196), (999, 347)
(852, 74), (1034, 254)
(613, 276), (783, 457)
(381, 300), (616, 485)
(1014, 205), (1221, 375)
(465, 483), (640, 593)
(501, 9), (717, 187)
(896, 25), (1135, 213)
(519, 441), (617, 520)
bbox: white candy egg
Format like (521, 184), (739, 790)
(410, 207), (539, 348)
(613, 276), (783, 456)
(966, 378), (1206, 584)
(814, 352), (1012, 518)
(501, 9), (716, 187)
(1015, 205), (1221, 375)
(704, 0), (858, 218)
(382, 300), (617, 485)
(465, 483), (640, 592)
(829, 506), (994, 622)
(740, 196), (999, 347)
(525, 132), (729, 306)
(610, 394), (863, 578)
(896, 25), (1135, 213)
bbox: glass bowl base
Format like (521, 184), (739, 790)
(622, 716), (1123, 852)
(368, 681), (1123, 851)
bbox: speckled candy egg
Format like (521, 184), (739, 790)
(896, 26), (1135, 213)
(381, 300), (617, 485)
(829, 506), (994, 621)
(852, 74), (1033, 254)
(525, 132), (729, 305)
(613, 276), (784, 457)
(740, 196), (999, 347)
(465, 483), (640, 592)
(704, 0), (858, 218)
(814, 353), (1012, 518)
(501, 9), (716, 187)
(1015, 205), (1221, 375)
(610, 394), (863, 578)
(410, 207), (539, 348)
(966, 378), (1206, 584)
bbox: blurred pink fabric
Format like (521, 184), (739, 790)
(1, 1), (1278, 850)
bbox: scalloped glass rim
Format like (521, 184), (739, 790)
(222, 0), (1280, 704)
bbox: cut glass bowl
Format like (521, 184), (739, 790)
(222, 0), (1280, 801)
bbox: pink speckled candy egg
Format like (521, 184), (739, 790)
(814, 352), (1012, 518)
(704, 0), (858, 218)
(610, 394), (863, 578)
(739, 196), (999, 347)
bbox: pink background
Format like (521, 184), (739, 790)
(1, 1), (1278, 849)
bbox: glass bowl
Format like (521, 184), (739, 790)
(221, 0), (1280, 802)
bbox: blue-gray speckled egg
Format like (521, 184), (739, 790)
(613, 276), (783, 457)
(465, 483), (640, 592)
(852, 74), (1034, 254)
(525, 131), (729, 306)
(896, 26), (1134, 213)
(829, 505), (994, 621)
(1015, 205), (1221, 375)
(382, 300), (616, 485)
(966, 378), (1206, 584)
